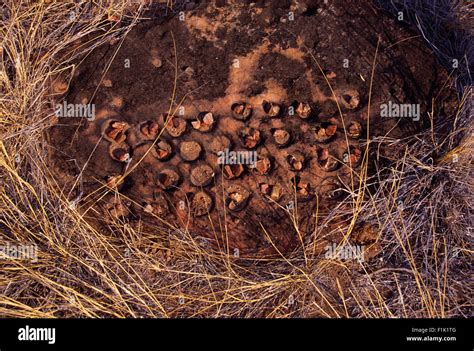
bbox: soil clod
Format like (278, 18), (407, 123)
(190, 164), (215, 187)
(191, 112), (215, 132)
(259, 183), (282, 202)
(191, 191), (213, 217)
(165, 115), (187, 138)
(343, 146), (362, 167)
(153, 140), (173, 161)
(179, 141), (202, 161)
(227, 185), (250, 212)
(347, 121), (362, 139)
(317, 148), (339, 172)
(262, 100), (281, 117)
(238, 127), (261, 149)
(231, 102), (252, 121)
(273, 129), (292, 147)
(109, 142), (131, 163)
(223, 164), (245, 179)
(314, 123), (337, 143)
(157, 168), (180, 190)
(295, 101), (312, 119)
(287, 151), (306, 171)
(102, 119), (129, 143)
(139, 120), (160, 140)
(253, 156), (271, 175)
(290, 176), (313, 202)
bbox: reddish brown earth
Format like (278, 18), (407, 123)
(48, 0), (457, 257)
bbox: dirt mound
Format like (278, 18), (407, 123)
(48, 0), (457, 257)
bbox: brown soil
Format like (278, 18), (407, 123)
(47, 0), (457, 257)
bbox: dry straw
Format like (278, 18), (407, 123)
(0, 0), (471, 318)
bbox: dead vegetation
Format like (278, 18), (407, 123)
(0, 0), (472, 318)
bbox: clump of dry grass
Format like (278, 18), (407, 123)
(0, 0), (471, 318)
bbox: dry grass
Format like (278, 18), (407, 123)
(0, 0), (472, 318)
